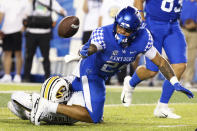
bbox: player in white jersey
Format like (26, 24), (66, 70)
(8, 76), (85, 125)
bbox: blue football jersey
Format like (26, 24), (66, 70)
(79, 24), (153, 79)
(145, 0), (182, 21)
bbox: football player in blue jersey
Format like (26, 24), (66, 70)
(121, 0), (189, 119)
(30, 6), (193, 125)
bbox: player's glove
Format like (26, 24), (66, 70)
(79, 43), (89, 58)
(174, 83), (194, 99)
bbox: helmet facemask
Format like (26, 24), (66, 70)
(113, 6), (142, 47)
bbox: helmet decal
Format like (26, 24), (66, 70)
(41, 76), (71, 103)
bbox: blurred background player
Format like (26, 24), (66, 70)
(23, 0), (67, 82)
(82, 0), (102, 45)
(180, 0), (197, 88)
(30, 7), (193, 125)
(121, 0), (188, 119)
(0, 0), (28, 83)
(98, 0), (133, 26)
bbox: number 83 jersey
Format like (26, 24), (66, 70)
(145, 0), (182, 22)
(78, 24), (153, 79)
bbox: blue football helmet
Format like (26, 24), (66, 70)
(114, 6), (142, 47)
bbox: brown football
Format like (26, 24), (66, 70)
(58, 16), (80, 38)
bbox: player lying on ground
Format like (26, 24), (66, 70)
(8, 76), (85, 125)
(24, 6), (193, 126)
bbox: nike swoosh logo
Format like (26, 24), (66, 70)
(34, 98), (40, 109)
(38, 112), (43, 122)
(161, 113), (168, 118)
(122, 95), (126, 103)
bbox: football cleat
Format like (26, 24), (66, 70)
(11, 91), (34, 111)
(154, 102), (181, 119)
(8, 100), (30, 120)
(30, 93), (42, 124)
(31, 97), (53, 125)
(121, 76), (134, 107)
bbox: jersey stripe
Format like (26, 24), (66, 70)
(82, 76), (93, 112)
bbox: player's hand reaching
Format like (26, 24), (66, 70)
(174, 83), (194, 99)
(79, 43), (90, 58)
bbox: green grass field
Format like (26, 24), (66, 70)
(0, 83), (197, 131)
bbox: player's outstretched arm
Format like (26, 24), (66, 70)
(79, 43), (97, 58)
(150, 51), (194, 98)
(151, 52), (175, 81)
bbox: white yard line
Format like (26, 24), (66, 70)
(0, 91), (38, 93)
(157, 125), (189, 128)
(1, 86), (197, 93)
(0, 82), (42, 86)
(107, 85), (197, 91)
(104, 103), (197, 107)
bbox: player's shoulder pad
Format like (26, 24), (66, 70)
(90, 27), (106, 50)
(137, 28), (154, 53)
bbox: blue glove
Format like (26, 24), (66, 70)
(174, 83), (194, 99)
(79, 43), (89, 58)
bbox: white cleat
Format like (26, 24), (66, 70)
(121, 76), (134, 107)
(154, 102), (181, 119)
(8, 101), (30, 120)
(30, 93), (42, 125)
(11, 91), (34, 110)
(31, 97), (49, 125)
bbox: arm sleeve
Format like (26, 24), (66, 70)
(90, 27), (106, 51)
(143, 29), (157, 60)
(144, 46), (157, 60)
(143, 29), (154, 52)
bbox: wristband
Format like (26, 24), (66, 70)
(138, 10), (143, 12)
(170, 76), (179, 85)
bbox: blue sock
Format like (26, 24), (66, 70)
(160, 80), (175, 103)
(129, 72), (142, 87)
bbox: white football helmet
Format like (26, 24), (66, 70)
(40, 76), (71, 103)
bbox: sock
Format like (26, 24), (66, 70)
(48, 101), (58, 113)
(129, 72), (142, 87)
(160, 80), (175, 103)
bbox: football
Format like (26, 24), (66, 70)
(58, 16), (80, 38)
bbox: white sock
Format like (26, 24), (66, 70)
(48, 101), (58, 113)
(158, 101), (168, 108)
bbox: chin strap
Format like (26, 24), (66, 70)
(115, 33), (129, 45)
